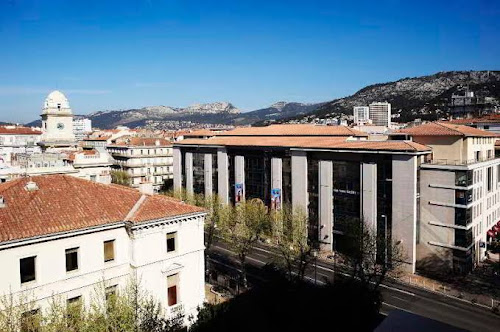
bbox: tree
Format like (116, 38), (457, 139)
(340, 219), (406, 293)
(111, 170), (131, 186)
(271, 205), (315, 282)
(218, 199), (270, 288)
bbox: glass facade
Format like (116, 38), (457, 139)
(455, 208), (472, 226)
(244, 155), (271, 203)
(228, 154), (235, 203)
(455, 228), (473, 248)
(307, 158), (319, 242)
(282, 156), (292, 206)
(192, 153), (205, 194)
(376, 158), (392, 264)
(212, 153), (218, 194)
(332, 161), (361, 234)
(455, 170), (473, 187)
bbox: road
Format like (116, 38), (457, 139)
(209, 241), (500, 332)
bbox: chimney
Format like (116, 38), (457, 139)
(25, 180), (39, 192)
(0, 196), (5, 208)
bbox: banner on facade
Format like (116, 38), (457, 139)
(271, 188), (281, 210)
(235, 183), (243, 203)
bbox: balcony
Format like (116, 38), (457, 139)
(424, 155), (497, 166)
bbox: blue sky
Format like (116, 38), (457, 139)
(0, 0), (499, 123)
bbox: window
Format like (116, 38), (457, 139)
(167, 232), (176, 253)
(65, 247), (79, 272)
(21, 309), (40, 332)
(105, 285), (118, 311)
(487, 167), (493, 192)
(455, 170), (472, 187)
(90, 175), (96, 182)
(67, 296), (82, 327)
(167, 274), (179, 306)
(20, 256), (36, 284)
(104, 240), (115, 262)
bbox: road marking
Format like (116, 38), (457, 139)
(380, 283), (415, 296)
(382, 302), (416, 315)
(390, 295), (412, 303)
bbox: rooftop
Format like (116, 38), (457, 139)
(216, 124), (368, 137)
(448, 114), (500, 125)
(109, 137), (172, 147)
(0, 126), (42, 135)
(176, 136), (430, 152)
(0, 175), (204, 244)
(398, 122), (498, 137)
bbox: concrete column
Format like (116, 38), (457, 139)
(271, 157), (282, 192)
(217, 149), (229, 204)
(291, 151), (308, 214)
(392, 155), (417, 273)
(362, 162), (378, 230)
(319, 160), (333, 251)
(185, 152), (193, 194)
(204, 153), (213, 197)
(234, 155), (245, 201)
(173, 147), (182, 191)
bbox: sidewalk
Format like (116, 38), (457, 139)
(393, 262), (500, 311)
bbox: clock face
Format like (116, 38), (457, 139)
(57, 123), (64, 130)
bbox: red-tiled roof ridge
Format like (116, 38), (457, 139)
(216, 124), (368, 137)
(398, 121), (497, 137)
(0, 175), (204, 243)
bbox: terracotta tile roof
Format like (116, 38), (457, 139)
(184, 129), (219, 137)
(110, 137), (172, 147)
(216, 124), (368, 137)
(176, 136), (430, 152)
(448, 114), (500, 124)
(398, 122), (497, 137)
(66, 150), (99, 161)
(0, 126), (42, 135)
(0, 175), (204, 243)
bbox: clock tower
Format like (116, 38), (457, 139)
(39, 90), (77, 151)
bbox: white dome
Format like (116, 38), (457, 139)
(42, 90), (71, 114)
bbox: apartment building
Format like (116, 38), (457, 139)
(399, 122), (500, 273)
(108, 137), (174, 191)
(66, 149), (112, 184)
(174, 124), (430, 273)
(72, 118), (92, 141)
(353, 106), (370, 126)
(0, 126), (42, 164)
(0, 175), (206, 326)
(369, 102), (391, 127)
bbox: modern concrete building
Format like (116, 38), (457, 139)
(353, 106), (370, 126)
(174, 122), (500, 275)
(108, 137), (174, 191)
(399, 122), (500, 274)
(0, 175), (206, 327)
(73, 118), (92, 141)
(369, 102), (392, 127)
(66, 150), (113, 184)
(173, 124), (430, 273)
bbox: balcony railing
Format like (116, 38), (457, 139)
(424, 155), (497, 166)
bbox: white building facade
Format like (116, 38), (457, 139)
(353, 106), (370, 125)
(369, 102), (391, 127)
(0, 175), (205, 326)
(0, 126), (42, 164)
(108, 138), (174, 191)
(73, 118), (92, 141)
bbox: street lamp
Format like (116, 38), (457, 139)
(381, 214), (388, 267)
(311, 249), (318, 285)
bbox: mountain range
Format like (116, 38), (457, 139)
(25, 71), (500, 129)
(291, 70), (500, 123)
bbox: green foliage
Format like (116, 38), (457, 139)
(340, 219), (406, 292)
(270, 205), (313, 282)
(0, 279), (184, 332)
(218, 199), (271, 287)
(111, 170), (131, 186)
